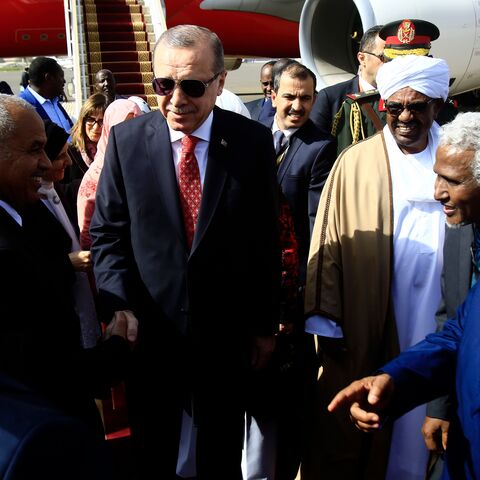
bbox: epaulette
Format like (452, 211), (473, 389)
(345, 89), (380, 102)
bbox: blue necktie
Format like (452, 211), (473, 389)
(274, 130), (287, 156)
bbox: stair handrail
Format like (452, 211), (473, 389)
(143, 0), (167, 42)
(63, 0), (89, 118)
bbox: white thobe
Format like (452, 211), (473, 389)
(386, 123), (445, 480)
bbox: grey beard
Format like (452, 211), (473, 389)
(445, 219), (470, 229)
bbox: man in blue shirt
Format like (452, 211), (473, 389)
(19, 56), (73, 134)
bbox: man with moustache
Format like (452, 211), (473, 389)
(247, 60), (335, 480)
(422, 111), (480, 479)
(328, 111), (480, 480)
(303, 55), (450, 479)
(90, 24), (281, 479)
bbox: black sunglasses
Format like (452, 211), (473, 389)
(362, 51), (385, 63)
(152, 72), (222, 98)
(85, 116), (103, 127)
(384, 99), (436, 116)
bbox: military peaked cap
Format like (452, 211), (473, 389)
(379, 19), (440, 61)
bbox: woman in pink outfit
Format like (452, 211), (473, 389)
(78, 98), (143, 249)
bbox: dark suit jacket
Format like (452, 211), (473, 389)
(245, 98), (264, 120)
(0, 205), (128, 432)
(0, 373), (113, 480)
(19, 88), (73, 128)
(262, 118), (336, 280)
(245, 97), (276, 122)
(91, 105), (281, 359)
(309, 76), (359, 133)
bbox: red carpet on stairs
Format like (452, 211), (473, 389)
(83, 0), (157, 108)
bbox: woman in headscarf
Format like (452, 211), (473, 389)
(77, 98), (142, 249)
(38, 120), (101, 348)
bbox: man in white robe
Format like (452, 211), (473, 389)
(303, 55), (450, 480)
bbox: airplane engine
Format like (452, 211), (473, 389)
(299, 0), (480, 95)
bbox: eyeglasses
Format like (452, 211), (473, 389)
(261, 81), (274, 87)
(384, 99), (436, 116)
(362, 51), (385, 62)
(152, 72), (222, 98)
(85, 116), (104, 127)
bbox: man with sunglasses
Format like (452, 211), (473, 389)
(303, 55), (450, 480)
(90, 24), (281, 479)
(245, 60), (276, 121)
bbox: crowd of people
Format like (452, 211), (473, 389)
(1, 16), (480, 480)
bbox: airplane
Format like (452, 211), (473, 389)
(2, 0), (479, 95)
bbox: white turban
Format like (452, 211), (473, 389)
(376, 55), (450, 101)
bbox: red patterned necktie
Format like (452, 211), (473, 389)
(179, 135), (202, 249)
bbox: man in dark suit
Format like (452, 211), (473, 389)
(268, 61), (336, 279)
(18, 56), (73, 134)
(90, 25), (281, 479)
(309, 25), (384, 134)
(0, 93), (131, 477)
(245, 60), (276, 121)
(258, 60), (335, 479)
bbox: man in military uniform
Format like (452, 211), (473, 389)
(333, 19), (449, 155)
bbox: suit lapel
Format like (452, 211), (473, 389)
(23, 89), (49, 121)
(191, 109), (227, 254)
(57, 102), (73, 127)
(144, 113), (187, 247)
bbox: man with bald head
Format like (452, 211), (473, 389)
(93, 69), (123, 104)
(303, 55), (450, 479)
(0, 94), (131, 476)
(90, 24), (281, 478)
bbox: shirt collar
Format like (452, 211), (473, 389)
(272, 116), (298, 140)
(359, 76), (376, 93)
(168, 111), (213, 144)
(0, 200), (22, 226)
(28, 85), (58, 105)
